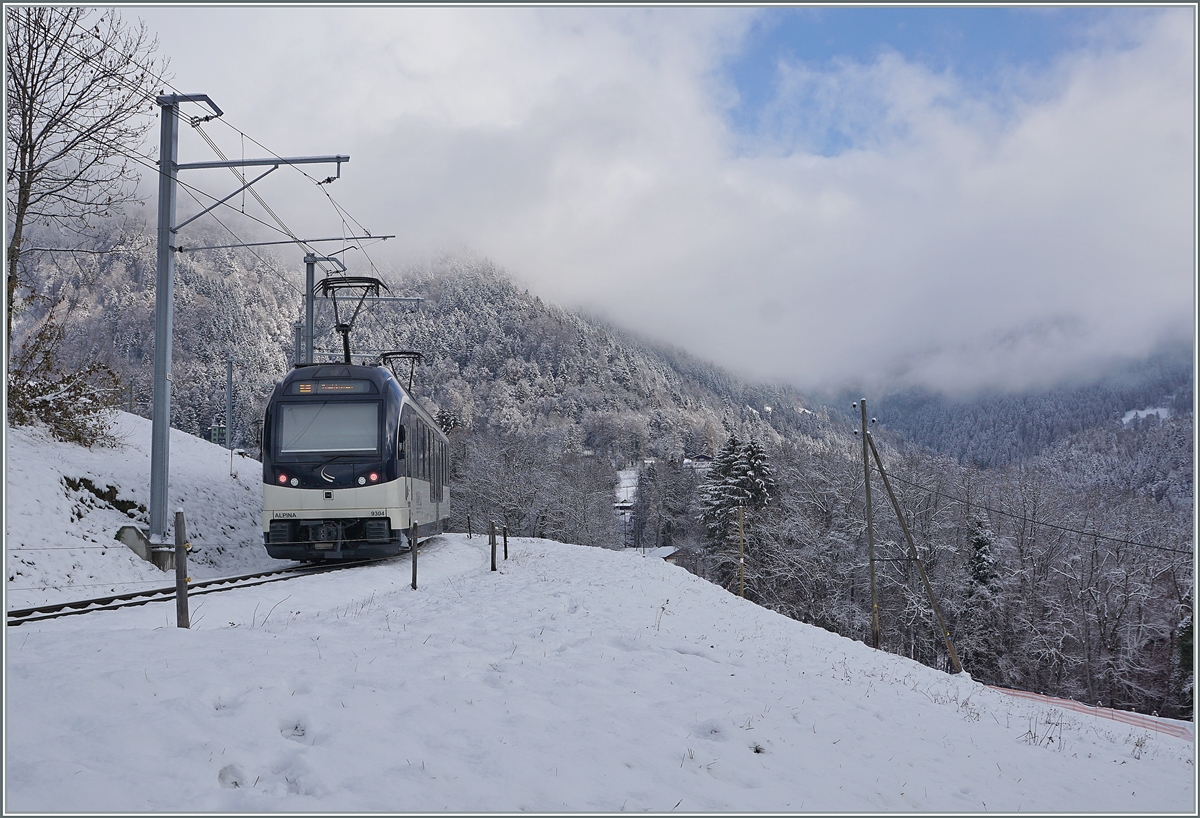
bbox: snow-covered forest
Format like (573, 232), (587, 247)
(866, 348), (1193, 468)
(6, 416), (1193, 813)
(7, 215), (1193, 720)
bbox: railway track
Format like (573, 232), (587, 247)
(6, 558), (376, 627)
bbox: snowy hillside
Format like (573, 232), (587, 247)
(4, 416), (1196, 812)
(6, 413), (279, 610)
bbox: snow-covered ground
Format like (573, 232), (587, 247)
(4, 415), (1196, 813)
(6, 414), (279, 610)
(617, 466), (638, 504)
(1123, 406), (1173, 424)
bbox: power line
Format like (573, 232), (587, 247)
(188, 122), (340, 279)
(48, 7), (385, 271)
(24, 8), (164, 110)
(22, 243), (152, 255)
(14, 82), (353, 299)
(878, 468), (1192, 556)
(24, 7), (405, 362)
(205, 118), (385, 275)
(16, 98), (254, 238)
(13, 96), (305, 297)
(174, 178), (303, 297)
(201, 116), (388, 276)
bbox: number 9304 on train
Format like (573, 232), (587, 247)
(261, 362), (450, 560)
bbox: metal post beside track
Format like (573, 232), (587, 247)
(174, 510), (190, 629)
(490, 521), (497, 572)
(411, 522), (418, 591)
(503, 526), (508, 561)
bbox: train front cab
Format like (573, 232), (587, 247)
(261, 364), (450, 561)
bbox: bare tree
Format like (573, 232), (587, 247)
(5, 5), (167, 350)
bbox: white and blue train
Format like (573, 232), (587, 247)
(261, 362), (450, 560)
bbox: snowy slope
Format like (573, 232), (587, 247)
(6, 413), (280, 610)
(1123, 406), (1172, 424)
(617, 467), (638, 503)
(3, 417), (1196, 813)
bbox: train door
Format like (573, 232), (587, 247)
(400, 405), (414, 528)
(431, 432), (443, 504)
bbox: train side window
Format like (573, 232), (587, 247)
(436, 436), (446, 501)
(399, 405), (414, 467)
(422, 424), (429, 480)
(407, 422), (414, 470)
(437, 438), (446, 500)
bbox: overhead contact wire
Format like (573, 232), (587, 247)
(52, 8), (384, 275)
(876, 468), (1191, 556)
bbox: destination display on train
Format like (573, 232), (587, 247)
(287, 379), (375, 395)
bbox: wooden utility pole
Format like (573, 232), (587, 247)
(857, 400), (881, 650)
(866, 432), (963, 674)
(738, 506), (745, 598)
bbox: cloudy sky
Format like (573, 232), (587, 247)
(129, 5), (1195, 396)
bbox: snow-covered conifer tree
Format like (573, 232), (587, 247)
(697, 434), (742, 546)
(695, 435), (779, 596)
(959, 515), (1003, 681)
(967, 516), (998, 591)
(737, 437), (776, 511)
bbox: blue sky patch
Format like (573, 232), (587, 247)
(722, 6), (1159, 155)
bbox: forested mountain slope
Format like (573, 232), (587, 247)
(9, 220), (1192, 718)
(12, 222), (824, 463)
(863, 343), (1193, 468)
(343, 258), (828, 463)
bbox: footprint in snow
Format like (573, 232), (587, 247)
(218, 764), (247, 789)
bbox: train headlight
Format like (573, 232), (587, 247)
(369, 472), (379, 482)
(277, 473), (288, 484)
(289, 477), (299, 487)
(357, 476), (367, 486)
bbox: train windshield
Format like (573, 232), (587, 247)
(278, 401), (380, 455)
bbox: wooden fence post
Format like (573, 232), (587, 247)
(503, 526), (508, 560)
(174, 510), (190, 629)
(490, 521), (497, 572)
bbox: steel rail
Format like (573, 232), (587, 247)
(6, 558), (375, 626)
